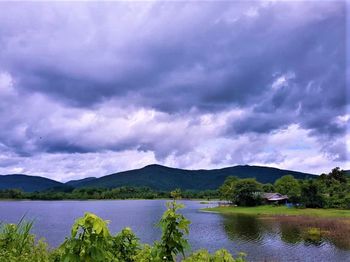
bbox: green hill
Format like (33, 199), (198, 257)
(1, 165), (316, 192)
(66, 177), (97, 187)
(0, 174), (64, 192)
(72, 164), (315, 191)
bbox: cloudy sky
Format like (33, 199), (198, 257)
(0, 1), (348, 181)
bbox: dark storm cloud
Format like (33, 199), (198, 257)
(0, 1), (344, 113)
(0, 1), (348, 178)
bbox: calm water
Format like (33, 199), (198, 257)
(0, 200), (349, 262)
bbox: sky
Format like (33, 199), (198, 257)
(0, 0), (348, 181)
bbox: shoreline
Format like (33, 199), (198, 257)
(0, 198), (219, 202)
(202, 205), (350, 218)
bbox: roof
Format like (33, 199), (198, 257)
(262, 192), (288, 201)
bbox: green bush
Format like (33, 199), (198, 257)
(0, 218), (51, 262)
(60, 212), (114, 261)
(183, 249), (246, 262)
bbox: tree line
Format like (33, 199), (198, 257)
(0, 186), (219, 201)
(1, 167), (349, 209)
(219, 167), (349, 209)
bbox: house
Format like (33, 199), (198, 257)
(262, 192), (288, 204)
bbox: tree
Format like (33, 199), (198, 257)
(6, 189), (24, 199)
(328, 167), (347, 183)
(233, 179), (262, 206)
(301, 180), (324, 208)
(262, 183), (275, 193)
(219, 176), (239, 202)
(318, 168), (350, 208)
(274, 175), (301, 203)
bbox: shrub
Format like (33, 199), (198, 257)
(59, 212), (114, 261)
(0, 218), (50, 262)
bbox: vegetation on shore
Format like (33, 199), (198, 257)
(266, 216), (350, 250)
(218, 167), (349, 209)
(203, 205), (350, 218)
(0, 187), (219, 201)
(0, 198), (246, 262)
(0, 168), (348, 212)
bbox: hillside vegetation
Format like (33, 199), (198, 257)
(0, 164), (315, 192)
(0, 174), (64, 192)
(71, 164), (314, 191)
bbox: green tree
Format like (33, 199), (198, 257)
(262, 183), (275, 193)
(328, 167), (347, 183)
(274, 175), (301, 203)
(233, 179), (262, 206)
(318, 168), (349, 208)
(219, 176), (239, 202)
(301, 180), (324, 208)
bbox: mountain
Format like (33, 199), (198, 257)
(72, 164), (316, 191)
(66, 177), (97, 187)
(0, 174), (64, 192)
(0, 165), (316, 192)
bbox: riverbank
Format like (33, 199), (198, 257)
(0, 198), (218, 202)
(202, 205), (350, 218)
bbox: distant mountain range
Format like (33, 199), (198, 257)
(0, 164), (317, 192)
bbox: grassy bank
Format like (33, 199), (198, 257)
(203, 205), (350, 218)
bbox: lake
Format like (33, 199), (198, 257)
(0, 200), (349, 262)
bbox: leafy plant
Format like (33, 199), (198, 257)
(60, 212), (113, 262)
(0, 217), (50, 262)
(154, 200), (191, 261)
(112, 227), (140, 261)
(183, 249), (246, 262)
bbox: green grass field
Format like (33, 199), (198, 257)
(202, 205), (350, 218)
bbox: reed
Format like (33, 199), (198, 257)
(269, 216), (350, 250)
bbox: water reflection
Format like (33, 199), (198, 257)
(221, 213), (350, 251)
(222, 214), (265, 242)
(279, 223), (302, 245)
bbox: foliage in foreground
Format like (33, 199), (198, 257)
(0, 200), (246, 262)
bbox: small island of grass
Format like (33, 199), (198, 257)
(202, 205), (350, 218)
